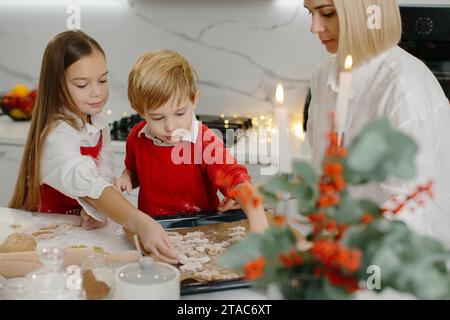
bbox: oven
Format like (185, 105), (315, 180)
(399, 5), (450, 100)
(109, 113), (252, 145)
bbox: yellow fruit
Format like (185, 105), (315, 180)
(9, 108), (26, 119)
(11, 84), (30, 98)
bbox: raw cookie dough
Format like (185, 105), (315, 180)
(82, 270), (111, 300)
(0, 233), (37, 253)
(170, 228), (245, 281)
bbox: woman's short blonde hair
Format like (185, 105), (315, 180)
(334, 0), (402, 69)
(128, 49), (198, 115)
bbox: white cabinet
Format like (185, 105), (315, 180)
(0, 144), (24, 206)
(0, 143), (139, 208)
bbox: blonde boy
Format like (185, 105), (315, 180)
(115, 49), (269, 232)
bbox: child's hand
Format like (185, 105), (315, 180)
(218, 197), (241, 213)
(246, 206), (270, 233)
(138, 219), (179, 265)
(113, 175), (133, 195)
(230, 182), (269, 233)
(80, 209), (108, 230)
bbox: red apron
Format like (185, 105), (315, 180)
(39, 131), (103, 215)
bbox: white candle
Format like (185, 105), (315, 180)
(275, 83), (291, 174)
(336, 55), (353, 144)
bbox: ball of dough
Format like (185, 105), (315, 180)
(0, 233), (37, 253)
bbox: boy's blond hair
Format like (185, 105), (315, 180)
(334, 0), (402, 69)
(128, 49), (198, 115)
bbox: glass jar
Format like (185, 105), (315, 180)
(3, 278), (26, 300)
(279, 273), (356, 300)
(0, 274), (5, 299)
(24, 247), (79, 300)
(279, 273), (325, 300)
(80, 253), (115, 300)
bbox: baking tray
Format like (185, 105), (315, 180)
(154, 209), (250, 296)
(180, 278), (249, 296)
(154, 209), (247, 229)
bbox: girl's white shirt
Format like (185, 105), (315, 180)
(40, 111), (114, 221)
(308, 45), (450, 246)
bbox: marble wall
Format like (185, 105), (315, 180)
(0, 0), (325, 122)
(0, 0), (447, 122)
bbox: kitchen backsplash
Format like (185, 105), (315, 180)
(1, 0), (444, 121)
(0, 0), (329, 121)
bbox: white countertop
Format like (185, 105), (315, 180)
(0, 117), (32, 146)
(0, 207), (269, 300)
(0, 207), (416, 300)
(0, 117), (127, 153)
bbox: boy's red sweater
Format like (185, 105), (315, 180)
(125, 121), (251, 217)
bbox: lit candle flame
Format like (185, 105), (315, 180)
(294, 123), (305, 141)
(344, 55), (353, 71)
(276, 83), (284, 105)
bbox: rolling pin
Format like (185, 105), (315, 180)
(0, 248), (139, 279)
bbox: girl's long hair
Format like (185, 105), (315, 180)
(9, 30), (105, 211)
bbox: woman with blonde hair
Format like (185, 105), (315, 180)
(304, 0), (450, 245)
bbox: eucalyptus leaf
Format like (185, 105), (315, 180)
(261, 175), (292, 195)
(370, 245), (403, 280)
(334, 196), (365, 224)
(358, 199), (382, 216)
(384, 156), (416, 180)
(260, 189), (279, 206)
(347, 130), (388, 172)
(385, 131), (417, 163)
(219, 233), (264, 269)
(344, 118), (418, 185)
(341, 225), (370, 249)
(261, 228), (296, 261)
(293, 183), (318, 213)
(292, 161), (318, 184)
(344, 169), (369, 185)
(394, 264), (449, 299)
(382, 131), (417, 180)
(323, 280), (354, 300)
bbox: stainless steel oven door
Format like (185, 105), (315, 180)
(433, 63), (450, 100)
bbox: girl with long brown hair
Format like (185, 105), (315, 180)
(9, 30), (178, 264)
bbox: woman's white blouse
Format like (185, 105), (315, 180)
(40, 112), (114, 221)
(308, 45), (450, 246)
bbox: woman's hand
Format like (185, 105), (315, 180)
(80, 209), (108, 230)
(137, 219), (179, 265)
(113, 174), (133, 195)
